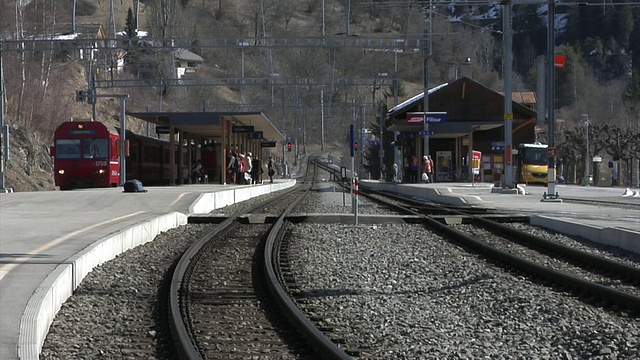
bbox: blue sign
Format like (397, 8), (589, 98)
(491, 141), (505, 151)
(249, 131), (263, 139)
(407, 112), (447, 124)
(369, 140), (380, 146)
(418, 130), (435, 136)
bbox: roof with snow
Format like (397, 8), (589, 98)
(173, 48), (204, 62)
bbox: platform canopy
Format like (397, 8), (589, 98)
(127, 111), (285, 141)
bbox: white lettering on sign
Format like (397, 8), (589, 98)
(94, 161), (108, 166)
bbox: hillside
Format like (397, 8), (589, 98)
(1, 0), (638, 191)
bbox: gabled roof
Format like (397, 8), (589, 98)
(387, 83), (448, 118)
(386, 77), (537, 136)
(173, 48), (204, 63)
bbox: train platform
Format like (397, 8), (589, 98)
(360, 180), (640, 254)
(0, 179), (296, 360)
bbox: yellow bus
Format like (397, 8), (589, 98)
(517, 143), (548, 184)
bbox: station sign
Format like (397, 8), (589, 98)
(369, 140), (380, 146)
(232, 125), (254, 133)
(406, 112), (447, 124)
(156, 126), (170, 135)
(249, 131), (263, 139)
(491, 141), (504, 151)
(261, 141), (276, 148)
(418, 130), (435, 136)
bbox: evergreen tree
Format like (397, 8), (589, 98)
(623, 72), (640, 118)
(125, 7), (136, 38)
(123, 7), (140, 74)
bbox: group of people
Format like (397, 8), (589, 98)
(188, 153), (276, 185)
(384, 155), (434, 183)
(225, 152), (276, 185)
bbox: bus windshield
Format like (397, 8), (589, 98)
(522, 148), (547, 165)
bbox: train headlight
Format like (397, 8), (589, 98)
(98, 169), (106, 174)
(58, 169), (65, 175)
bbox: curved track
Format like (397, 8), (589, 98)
(169, 157), (351, 359)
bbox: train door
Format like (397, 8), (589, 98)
(436, 151), (452, 182)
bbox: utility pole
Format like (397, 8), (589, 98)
(503, 1), (514, 189)
(422, 4), (433, 164)
(0, 39), (12, 193)
(542, 0), (561, 201)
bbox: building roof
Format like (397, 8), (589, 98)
(386, 77), (537, 136)
(127, 111), (285, 142)
(498, 91), (537, 106)
(173, 48), (204, 62)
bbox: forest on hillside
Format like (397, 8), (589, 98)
(0, 0), (639, 190)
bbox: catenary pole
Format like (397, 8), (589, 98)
(503, 1), (514, 188)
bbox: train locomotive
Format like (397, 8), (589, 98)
(51, 120), (172, 190)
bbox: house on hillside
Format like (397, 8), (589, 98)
(172, 48), (204, 79)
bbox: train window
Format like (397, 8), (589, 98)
(83, 139), (109, 159)
(55, 139), (81, 159)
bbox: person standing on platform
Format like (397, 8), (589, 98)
(227, 152), (237, 184)
(245, 152), (253, 181)
(410, 155), (419, 183)
(422, 156), (430, 183)
(427, 155), (434, 183)
(267, 156), (275, 183)
(251, 156), (261, 184)
(237, 153), (246, 184)
(191, 159), (203, 184)
(392, 162), (399, 183)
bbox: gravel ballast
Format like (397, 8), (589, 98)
(40, 190), (640, 359)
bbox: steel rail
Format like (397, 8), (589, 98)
(352, 183), (640, 314)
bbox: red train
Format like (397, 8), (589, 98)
(50, 120), (172, 190)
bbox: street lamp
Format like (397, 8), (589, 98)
(582, 113), (590, 185)
(237, 40), (250, 101)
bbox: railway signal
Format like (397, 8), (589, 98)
(287, 142), (292, 151)
(354, 142), (359, 151)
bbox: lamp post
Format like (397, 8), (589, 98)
(237, 40), (250, 102)
(582, 113), (589, 185)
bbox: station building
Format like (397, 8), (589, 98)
(386, 76), (538, 182)
(128, 111), (285, 185)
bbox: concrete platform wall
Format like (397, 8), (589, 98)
(18, 180), (297, 359)
(18, 212), (188, 359)
(531, 216), (640, 254)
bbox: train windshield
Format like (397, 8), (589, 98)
(55, 138), (108, 159)
(521, 147), (547, 165)
(55, 139), (82, 158)
(83, 138), (108, 159)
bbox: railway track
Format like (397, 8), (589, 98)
(40, 158), (640, 359)
(169, 157), (353, 359)
(357, 186), (640, 315)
